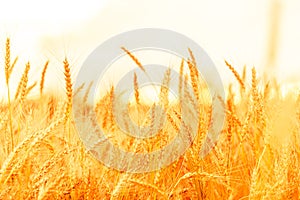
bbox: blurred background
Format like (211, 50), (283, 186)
(0, 0), (299, 97)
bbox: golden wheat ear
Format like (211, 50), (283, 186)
(4, 38), (14, 152)
(225, 60), (245, 90)
(159, 67), (171, 109)
(187, 49), (200, 101)
(25, 81), (37, 97)
(40, 60), (49, 96)
(8, 56), (18, 80)
(133, 72), (140, 106)
(20, 62), (31, 104)
(63, 58), (73, 122)
(121, 46), (145, 72)
(83, 81), (94, 104)
(4, 38), (11, 85)
(15, 62), (30, 100)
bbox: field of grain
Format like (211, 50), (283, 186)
(0, 38), (300, 199)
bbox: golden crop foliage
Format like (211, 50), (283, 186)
(0, 39), (299, 199)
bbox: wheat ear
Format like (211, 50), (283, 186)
(63, 58), (72, 121)
(83, 81), (94, 104)
(225, 60), (245, 90)
(15, 62), (30, 100)
(39, 60), (49, 96)
(20, 62), (30, 103)
(4, 38), (14, 152)
(187, 57), (200, 101)
(73, 83), (85, 97)
(121, 46), (145, 72)
(25, 81), (37, 97)
(4, 38), (10, 85)
(8, 56), (18, 80)
(133, 72), (140, 106)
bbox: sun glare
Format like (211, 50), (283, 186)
(129, 84), (178, 105)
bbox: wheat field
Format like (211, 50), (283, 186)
(0, 38), (300, 199)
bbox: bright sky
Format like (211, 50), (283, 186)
(0, 0), (299, 99)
